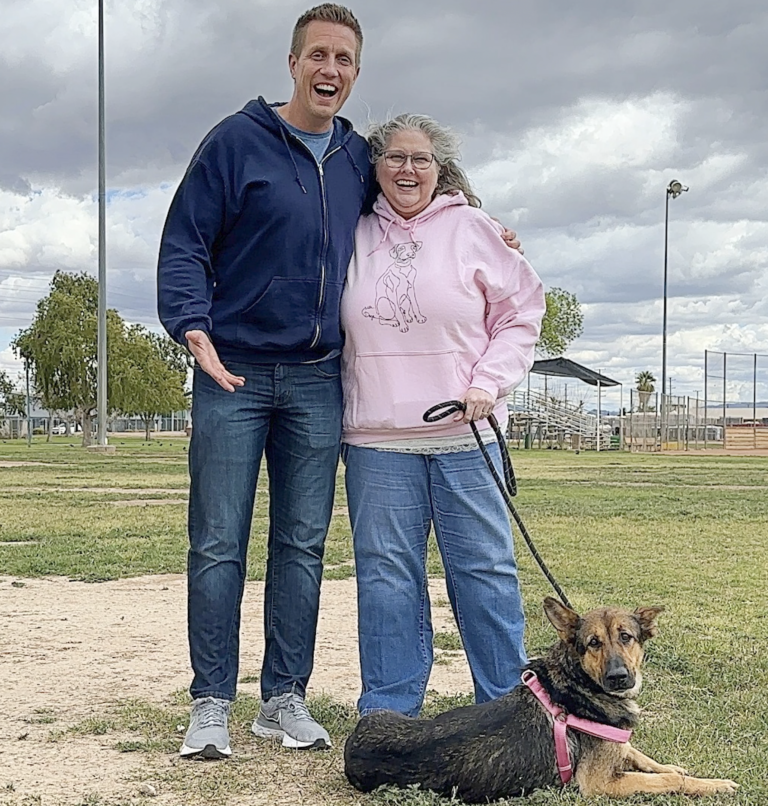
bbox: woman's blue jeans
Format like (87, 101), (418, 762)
(187, 359), (341, 702)
(343, 443), (528, 717)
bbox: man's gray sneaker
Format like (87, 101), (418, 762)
(251, 692), (331, 750)
(180, 697), (232, 759)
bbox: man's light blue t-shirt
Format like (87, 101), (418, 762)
(281, 118), (334, 164)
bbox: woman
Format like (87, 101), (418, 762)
(341, 114), (546, 717)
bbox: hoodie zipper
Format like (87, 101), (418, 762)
(283, 131), (343, 351)
(310, 151), (341, 348)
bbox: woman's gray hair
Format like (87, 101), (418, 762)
(367, 113), (482, 208)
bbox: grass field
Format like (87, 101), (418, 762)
(1, 436), (767, 805)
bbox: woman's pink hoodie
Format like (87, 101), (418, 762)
(341, 191), (545, 445)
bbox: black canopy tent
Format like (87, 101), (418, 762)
(528, 358), (622, 450)
(530, 357), (620, 388)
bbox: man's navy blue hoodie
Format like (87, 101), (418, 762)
(157, 98), (373, 363)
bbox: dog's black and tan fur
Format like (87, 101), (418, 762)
(344, 598), (738, 801)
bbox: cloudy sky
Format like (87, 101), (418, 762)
(2, 0), (767, 410)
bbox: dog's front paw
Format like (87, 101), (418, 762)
(685, 778), (739, 796)
(415, 316), (426, 324)
(713, 779), (739, 795)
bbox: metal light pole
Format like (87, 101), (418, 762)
(25, 361), (32, 448)
(96, 0), (108, 446)
(661, 179), (688, 448)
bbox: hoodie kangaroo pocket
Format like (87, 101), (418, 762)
(236, 277), (318, 350)
(346, 350), (468, 432)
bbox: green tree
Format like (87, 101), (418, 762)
(0, 370), (26, 422)
(12, 271), (127, 447)
(112, 325), (188, 441)
(538, 288), (584, 357)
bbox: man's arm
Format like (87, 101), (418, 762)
(157, 131), (244, 391)
(157, 149), (223, 344)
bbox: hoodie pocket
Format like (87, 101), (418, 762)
(345, 350), (468, 432)
(236, 277), (318, 351)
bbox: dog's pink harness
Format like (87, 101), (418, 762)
(522, 670), (632, 785)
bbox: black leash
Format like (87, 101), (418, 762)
(423, 401), (573, 609)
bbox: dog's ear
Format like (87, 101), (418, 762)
(414, 241), (423, 251)
(633, 606), (665, 642)
(543, 597), (581, 642)
(389, 245), (400, 258)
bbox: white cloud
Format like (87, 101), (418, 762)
(2, 1), (767, 409)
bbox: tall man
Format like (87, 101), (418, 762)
(158, 4), (369, 756)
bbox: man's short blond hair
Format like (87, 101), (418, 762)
(291, 4), (363, 67)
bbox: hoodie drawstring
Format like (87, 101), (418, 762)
(367, 217), (396, 257)
(366, 217), (422, 257)
(343, 143), (366, 185)
(279, 125), (307, 194)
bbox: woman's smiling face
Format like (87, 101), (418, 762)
(376, 130), (439, 220)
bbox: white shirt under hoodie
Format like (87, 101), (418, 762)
(341, 191), (546, 447)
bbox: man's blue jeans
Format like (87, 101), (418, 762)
(187, 358), (341, 702)
(343, 443), (528, 717)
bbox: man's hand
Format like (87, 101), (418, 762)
(501, 228), (523, 254)
(491, 218), (524, 254)
(185, 330), (245, 393)
(454, 387), (496, 423)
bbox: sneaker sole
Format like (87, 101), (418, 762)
(251, 722), (331, 750)
(179, 742), (232, 760)
(282, 734), (331, 750)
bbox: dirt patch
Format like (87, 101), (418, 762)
(109, 499), (188, 507)
(8, 487), (187, 495)
(661, 448), (768, 457)
(0, 461), (63, 468)
(0, 574), (469, 805)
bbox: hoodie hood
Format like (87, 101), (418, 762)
(239, 97), (356, 149)
(367, 190), (469, 254)
(373, 189), (469, 226)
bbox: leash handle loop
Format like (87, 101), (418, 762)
(422, 400), (466, 422)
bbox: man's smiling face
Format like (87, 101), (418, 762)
(288, 21), (360, 132)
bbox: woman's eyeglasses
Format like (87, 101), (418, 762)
(382, 151), (436, 170)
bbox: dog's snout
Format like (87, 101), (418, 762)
(603, 657), (634, 691)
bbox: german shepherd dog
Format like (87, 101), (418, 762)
(345, 598), (738, 801)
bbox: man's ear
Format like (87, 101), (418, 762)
(288, 53), (297, 80)
(634, 606), (665, 642)
(543, 597), (581, 642)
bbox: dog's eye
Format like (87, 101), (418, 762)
(587, 637), (602, 649)
(619, 631), (633, 644)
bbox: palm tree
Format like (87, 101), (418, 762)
(635, 371), (656, 412)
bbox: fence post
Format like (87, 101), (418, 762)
(723, 352), (727, 449)
(695, 392), (699, 450)
(754, 353), (758, 449)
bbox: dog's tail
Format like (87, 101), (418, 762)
(362, 306), (375, 319)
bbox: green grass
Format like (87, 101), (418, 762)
(1, 438), (767, 804)
(433, 631), (463, 651)
(0, 435), (352, 581)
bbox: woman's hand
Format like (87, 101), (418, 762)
(454, 387), (497, 423)
(185, 329), (245, 392)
